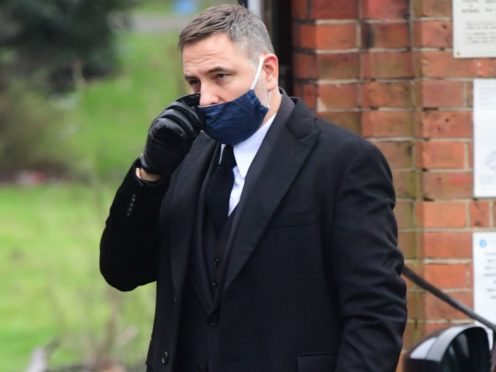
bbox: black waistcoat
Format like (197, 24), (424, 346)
(175, 146), (236, 372)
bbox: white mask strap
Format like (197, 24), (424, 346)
(250, 56), (265, 90)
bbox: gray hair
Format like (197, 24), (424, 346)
(178, 4), (274, 65)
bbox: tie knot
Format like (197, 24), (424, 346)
(220, 145), (236, 168)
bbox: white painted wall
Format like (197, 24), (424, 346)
(247, 0), (263, 18)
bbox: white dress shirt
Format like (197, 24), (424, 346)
(221, 113), (276, 215)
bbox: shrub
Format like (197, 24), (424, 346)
(0, 0), (134, 92)
(0, 79), (73, 178)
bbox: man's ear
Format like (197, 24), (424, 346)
(263, 54), (279, 90)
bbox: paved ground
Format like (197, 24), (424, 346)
(130, 14), (191, 33)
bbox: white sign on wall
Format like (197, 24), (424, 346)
(474, 79), (496, 197)
(453, 0), (496, 58)
(473, 233), (496, 338)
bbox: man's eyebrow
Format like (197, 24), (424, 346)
(184, 66), (234, 80)
(207, 66), (233, 74)
(184, 74), (197, 81)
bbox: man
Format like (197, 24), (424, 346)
(100, 4), (407, 372)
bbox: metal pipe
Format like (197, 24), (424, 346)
(247, 0), (263, 18)
(403, 265), (496, 332)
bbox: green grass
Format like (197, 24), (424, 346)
(0, 184), (156, 370)
(1, 27), (185, 370)
(133, 0), (234, 15)
(133, 0), (173, 14)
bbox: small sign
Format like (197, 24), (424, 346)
(474, 79), (496, 197)
(453, 0), (496, 58)
(473, 232), (496, 345)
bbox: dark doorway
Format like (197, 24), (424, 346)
(265, 0), (294, 94)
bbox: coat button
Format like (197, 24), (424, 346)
(208, 316), (219, 326)
(213, 257), (221, 267)
(161, 350), (169, 365)
(208, 310), (219, 326)
(211, 279), (218, 288)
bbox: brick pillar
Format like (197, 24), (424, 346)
(413, 0), (496, 340)
(292, 0), (496, 371)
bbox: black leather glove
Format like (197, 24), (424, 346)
(140, 94), (202, 176)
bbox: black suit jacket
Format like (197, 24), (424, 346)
(100, 95), (407, 372)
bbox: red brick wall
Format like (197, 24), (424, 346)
(291, 0), (496, 370)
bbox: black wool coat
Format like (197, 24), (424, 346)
(100, 95), (407, 372)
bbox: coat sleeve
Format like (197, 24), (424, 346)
(330, 141), (407, 372)
(99, 159), (170, 291)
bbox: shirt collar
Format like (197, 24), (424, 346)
(220, 113), (276, 179)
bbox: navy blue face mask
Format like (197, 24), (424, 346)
(197, 57), (270, 145)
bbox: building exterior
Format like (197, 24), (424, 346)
(256, 0), (496, 370)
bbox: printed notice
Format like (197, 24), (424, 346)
(453, 0), (496, 58)
(474, 79), (496, 197)
(473, 233), (496, 338)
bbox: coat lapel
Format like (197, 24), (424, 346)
(222, 96), (321, 292)
(188, 145), (221, 310)
(169, 133), (216, 295)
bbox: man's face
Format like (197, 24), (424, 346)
(182, 33), (262, 107)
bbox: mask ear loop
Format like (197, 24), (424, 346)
(250, 56), (265, 90)
(251, 55), (271, 108)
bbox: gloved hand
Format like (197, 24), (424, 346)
(140, 94), (202, 176)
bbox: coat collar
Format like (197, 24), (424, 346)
(169, 133), (216, 295)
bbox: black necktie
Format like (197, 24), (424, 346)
(205, 145), (236, 235)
